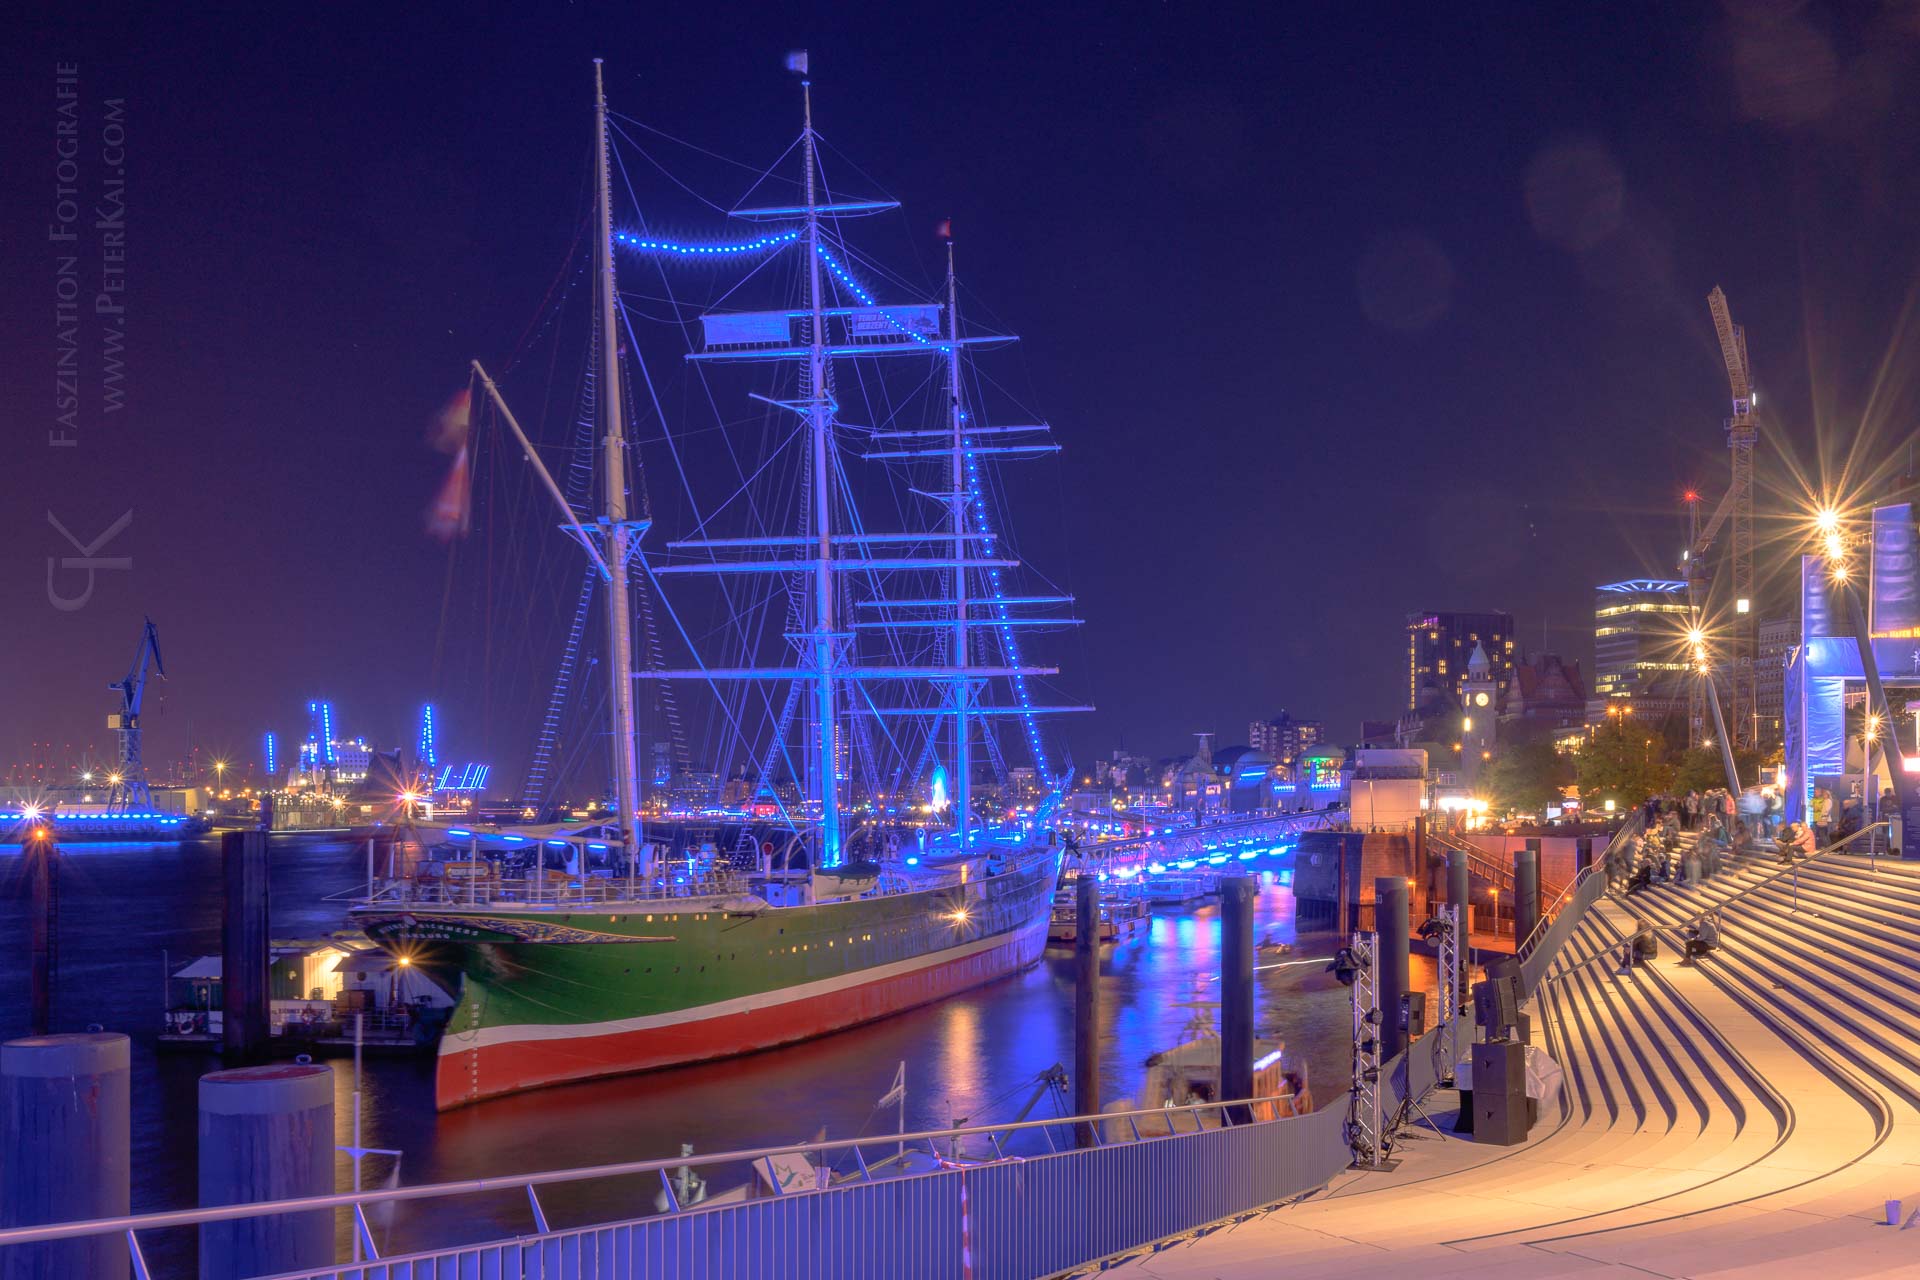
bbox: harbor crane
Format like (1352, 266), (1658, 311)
(1679, 287), (1759, 752)
(106, 617), (163, 812)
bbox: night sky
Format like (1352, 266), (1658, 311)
(5, 2), (1920, 784)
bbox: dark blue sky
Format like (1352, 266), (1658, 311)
(5, 1), (1919, 782)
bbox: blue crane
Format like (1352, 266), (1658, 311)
(106, 617), (163, 812)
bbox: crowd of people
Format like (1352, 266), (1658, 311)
(1609, 783), (1839, 966)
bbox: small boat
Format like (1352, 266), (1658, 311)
(1145, 873), (1217, 907)
(159, 934), (454, 1055)
(1047, 880), (1151, 945)
(1126, 1001), (1311, 1135)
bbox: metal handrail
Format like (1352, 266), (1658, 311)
(1667, 820), (1893, 920)
(1082, 807), (1341, 861)
(1515, 811), (1644, 962)
(0, 1090), (1305, 1250)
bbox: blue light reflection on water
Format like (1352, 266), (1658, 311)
(0, 836), (1435, 1268)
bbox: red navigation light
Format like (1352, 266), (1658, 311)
(1683, 489), (1700, 504)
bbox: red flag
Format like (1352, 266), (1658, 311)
(425, 444), (472, 541)
(935, 219), (953, 242)
(429, 388), (471, 455)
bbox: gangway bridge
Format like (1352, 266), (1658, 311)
(1076, 807), (1345, 873)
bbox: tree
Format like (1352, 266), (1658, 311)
(1671, 744), (1765, 795)
(1481, 739), (1573, 816)
(1578, 717), (1674, 809)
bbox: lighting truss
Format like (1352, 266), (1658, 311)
(1348, 930), (1386, 1169)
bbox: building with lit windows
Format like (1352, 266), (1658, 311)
(1248, 711), (1324, 768)
(1590, 579), (1692, 723)
(1407, 611), (1516, 714)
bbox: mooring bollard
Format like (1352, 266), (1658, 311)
(1375, 877), (1410, 1062)
(198, 1063), (334, 1280)
(1220, 875), (1256, 1123)
(1073, 872), (1100, 1148)
(1513, 847), (1540, 950)
(1, 1032), (131, 1280)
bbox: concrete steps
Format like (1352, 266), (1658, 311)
(1105, 846), (1920, 1278)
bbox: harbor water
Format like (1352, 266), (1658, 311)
(0, 833), (1438, 1268)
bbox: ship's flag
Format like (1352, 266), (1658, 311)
(425, 445), (472, 542)
(429, 387), (471, 455)
(785, 50), (809, 75)
(935, 219), (952, 242)
(426, 387), (474, 541)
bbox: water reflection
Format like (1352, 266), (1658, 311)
(0, 843), (1442, 1266)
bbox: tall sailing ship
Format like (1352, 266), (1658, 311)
(356, 58), (1086, 1109)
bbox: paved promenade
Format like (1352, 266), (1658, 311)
(1103, 851), (1920, 1278)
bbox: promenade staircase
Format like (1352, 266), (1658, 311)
(1110, 828), (1920, 1277)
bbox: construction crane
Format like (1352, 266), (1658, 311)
(1680, 288), (1759, 750)
(106, 617), (163, 811)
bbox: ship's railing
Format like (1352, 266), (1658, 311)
(359, 867), (753, 910)
(0, 1086), (1357, 1280)
(355, 856), (994, 912)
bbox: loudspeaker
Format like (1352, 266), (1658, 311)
(1472, 974), (1521, 1038)
(1401, 991), (1426, 1038)
(1471, 1041), (1529, 1146)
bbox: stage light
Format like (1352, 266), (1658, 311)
(1814, 507), (1840, 535)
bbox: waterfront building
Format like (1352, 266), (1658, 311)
(1501, 651), (1590, 742)
(1406, 610), (1516, 714)
(1209, 745), (1279, 814)
(1589, 579), (1691, 722)
(1247, 711), (1324, 767)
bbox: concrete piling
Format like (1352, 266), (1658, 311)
(1, 1033), (131, 1280)
(1073, 872), (1100, 1147)
(221, 830), (270, 1062)
(24, 832), (54, 1038)
(1375, 877), (1410, 1061)
(1513, 847), (1541, 951)
(198, 1064), (333, 1280)
(1447, 846), (1470, 934)
(1220, 876), (1256, 1123)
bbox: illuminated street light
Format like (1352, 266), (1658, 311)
(1825, 532), (1847, 562)
(1814, 507), (1841, 535)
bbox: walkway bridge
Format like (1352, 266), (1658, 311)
(1081, 806), (1344, 873)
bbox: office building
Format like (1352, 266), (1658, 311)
(1591, 579), (1691, 722)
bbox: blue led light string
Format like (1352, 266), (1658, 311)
(612, 229), (801, 257)
(964, 445), (1056, 785)
(814, 245), (943, 349)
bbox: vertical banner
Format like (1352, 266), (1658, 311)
(1873, 503), (1920, 636)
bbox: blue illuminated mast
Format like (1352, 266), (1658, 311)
(800, 79), (843, 866)
(944, 241), (972, 849)
(634, 61), (1088, 858)
(593, 59), (647, 864)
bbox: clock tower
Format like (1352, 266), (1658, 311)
(1461, 641), (1497, 789)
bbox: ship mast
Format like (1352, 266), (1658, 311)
(801, 81), (844, 866)
(945, 239), (971, 851)
(594, 59), (646, 868)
